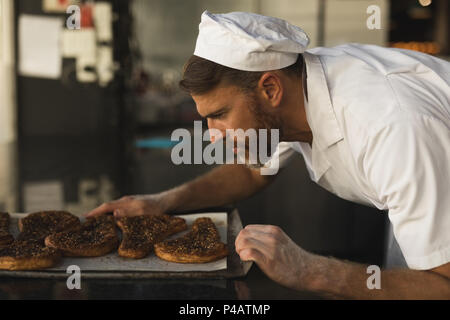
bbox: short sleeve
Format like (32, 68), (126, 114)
(363, 116), (450, 270)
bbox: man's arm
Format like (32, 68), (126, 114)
(308, 255), (450, 299)
(159, 164), (275, 213)
(86, 164), (276, 217)
(235, 225), (450, 299)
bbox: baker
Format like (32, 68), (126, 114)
(87, 11), (450, 298)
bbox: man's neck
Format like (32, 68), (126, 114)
(280, 75), (313, 146)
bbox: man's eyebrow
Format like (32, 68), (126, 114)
(203, 106), (229, 119)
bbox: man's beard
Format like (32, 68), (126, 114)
(236, 94), (283, 169)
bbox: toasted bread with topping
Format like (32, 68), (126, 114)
(154, 217), (228, 264)
(0, 239), (61, 271)
(18, 211), (80, 242)
(116, 214), (187, 259)
(45, 215), (119, 257)
(0, 212), (14, 247)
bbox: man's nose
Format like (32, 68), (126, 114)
(207, 119), (224, 143)
(207, 119), (213, 142)
(207, 119), (216, 143)
(209, 130), (224, 143)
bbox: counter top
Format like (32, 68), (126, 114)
(0, 266), (322, 300)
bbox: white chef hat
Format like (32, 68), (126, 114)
(194, 10), (310, 72)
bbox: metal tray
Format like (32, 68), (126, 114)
(0, 209), (252, 279)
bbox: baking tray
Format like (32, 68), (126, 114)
(0, 209), (252, 279)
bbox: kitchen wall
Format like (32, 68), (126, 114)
(0, 0), (18, 212)
(13, 0), (129, 214)
(324, 0), (388, 47)
(131, 0), (389, 78)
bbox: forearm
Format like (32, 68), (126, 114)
(304, 254), (450, 299)
(156, 164), (273, 213)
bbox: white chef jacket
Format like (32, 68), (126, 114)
(266, 43), (450, 270)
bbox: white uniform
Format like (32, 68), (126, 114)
(270, 44), (450, 270)
(192, 11), (449, 270)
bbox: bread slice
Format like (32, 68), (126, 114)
(0, 211), (75, 270)
(154, 217), (228, 264)
(0, 239), (61, 271)
(0, 212), (14, 247)
(18, 211), (80, 242)
(45, 215), (119, 257)
(116, 214), (187, 259)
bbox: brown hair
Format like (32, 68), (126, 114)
(179, 54), (304, 95)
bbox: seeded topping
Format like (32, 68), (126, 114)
(0, 231), (10, 237)
(117, 215), (176, 250)
(18, 211), (80, 241)
(0, 240), (58, 258)
(0, 213), (14, 246)
(0, 232), (13, 242)
(158, 218), (225, 255)
(49, 215), (116, 248)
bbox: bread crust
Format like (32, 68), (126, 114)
(0, 212), (70, 270)
(45, 215), (119, 257)
(0, 240), (61, 271)
(116, 215), (187, 259)
(154, 245), (228, 263)
(154, 217), (228, 264)
(0, 256), (60, 271)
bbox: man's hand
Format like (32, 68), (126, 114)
(235, 225), (314, 291)
(236, 226), (450, 299)
(84, 195), (166, 218)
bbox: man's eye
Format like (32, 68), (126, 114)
(217, 111), (228, 118)
(210, 113), (224, 119)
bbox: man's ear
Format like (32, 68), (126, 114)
(257, 72), (283, 108)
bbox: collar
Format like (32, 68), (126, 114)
(302, 51), (344, 181)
